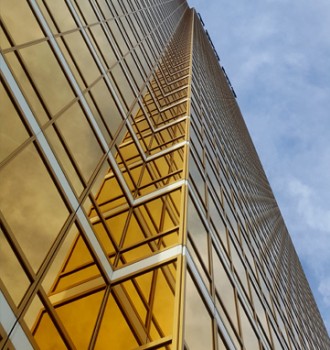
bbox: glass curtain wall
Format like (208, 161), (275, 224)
(1, 1), (329, 349)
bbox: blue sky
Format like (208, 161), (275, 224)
(188, 0), (330, 333)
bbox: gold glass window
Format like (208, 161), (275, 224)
(0, 143), (69, 272)
(184, 271), (213, 350)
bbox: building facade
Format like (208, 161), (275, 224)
(0, 0), (329, 349)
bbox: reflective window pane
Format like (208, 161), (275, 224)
(0, 143), (69, 272)
(185, 271), (213, 350)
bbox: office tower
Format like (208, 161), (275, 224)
(1, 0), (329, 349)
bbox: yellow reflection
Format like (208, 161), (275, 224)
(94, 261), (177, 348)
(33, 312), (67, 350)
(95, 290), (139, 349)
(0, 228), (30, 306)
(0, 84), (29, 163)
(1, 0), (44, 46)
(56, 290), (105, 349)
(19, 42), (75, 115)
(0, 143), (69, 272)
(184, 271), (213, 350)
(51, 233), (104, 293)
(32, 289), (105, 349)
(17, 9), (190, 348)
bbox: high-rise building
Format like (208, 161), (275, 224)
(1, 1), (329, 349)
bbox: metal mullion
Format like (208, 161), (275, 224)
(134, 336), (172, 350)
(122, 55), (142, 92)
(111, 283), (150, 345)
(144, 85), (163, 113)
(83, 86), (115, 140)
(96, 190), (127, 212)
(133, 202), (159, 242)
(133, 157), (149, 199)
(71, 0), (99, 28)
(149, 71), (176, 99)
(147, 148), (184, 185)
(162, 66), (190, 81)
(118, 128), (144, 151)
(88, 195), (122, 256)
(128, 206), (165, 255)
(139, 191), (168, 232)
(160, 91), (189, 110)
(1, 48), (54, 123)
(48, 276), (106, 306)
(146, 163), (183, 189)
(120, 235), (179, 312)
(0, 36), (49, 54)
(129, 270), (155, 329)
(47, 122), (88, 189)
(57, 32), (96, 90)
(115, 148), (141, 193)
(170, 239), (184, 350)
(148, 83), (189, 114)
(39, 0), (71, 36)
(186, 250), (237, 350)
(122, 10), (140, 46)
(92, 0), (188, 111)
(189, 183), (273, 349)
(0, 289), (35, 350)
(119, 226), (180, 255)
(121, 112), (155, 164)
(187, 235), (212, 283)
(158, 83), (189, 99)
(47, 277), (106, 304)
(158, 187), (170, 238)
(129, 48), (149, 85)
(148, 76), (184, 112)
(113, 157), (145, 175)
(136, 169), (177, 197)
(0, 215), (37, 305)
(157, 90), (187, 109)
(2, 51), (116, 287)
(142, 118), (158, 156)
(140, 187), (180, 235)
(64, 0), (132, 121)
(36, 287), (76, 349)
(166, 59), (191, 71)
(55, 258), (99, 281)
(0, 130), (36, 170)
(87, 285), (111, 350)
(158, 256), (178, 296)
(86, 25), (116, 71)
(133, 127), (154, 151)
(157, 97), (189, 115)
(115, 12), (136, 51)
(214, 288), (242, 342)
(50, 233), (84, 292)
(153, 115), (187, 133)
(113, 207), (135, 267)
(111, 246), (182, 284)
(148, 134), (184, 154)
(132, 110), (148, 124)
(145, 269), (158, 336)
(1, 137), (83, 292)
(155, 111), (186, 128)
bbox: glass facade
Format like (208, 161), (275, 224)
(0, 1), (329, 349)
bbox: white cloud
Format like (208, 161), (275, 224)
(281, 177), (330, 289)
(319, 278), (330, 307)
(288, 177), (330, 233)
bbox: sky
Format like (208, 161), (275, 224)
(188, 0), (330, 334)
